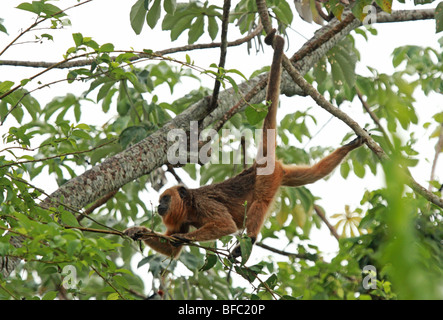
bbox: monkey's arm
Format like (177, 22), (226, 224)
(281, 136), (364, 187)
(124, 226), (184, 258)
(171, 207), (238, 243)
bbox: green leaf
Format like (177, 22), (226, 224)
(72, 33), (83, 47)
(200, 253), (217, 271)
(352, 158), (366, 178)
(42, 291), (58, 300)
(239, 236), (252, 265)
(99, 43), (114, 53)
(61, 211), (80, 227)
(167, 13), (194, 41)
(207, 16), (218, 41)
(117, 98), (130, 116)
(113, 275), (129, 289)
(0, 22), (7, 35)
(245, 104), (267, 125)
(188, 15), (204, 44)
(264, 274), (278, 289)
(74, 123), (90, 130)
(164, 0), (177, 14)
(340, 161), (350, 179)
(0, 81), (14, 94)
(146, 0), (162, 29)
(16, 2), (39, 14)
(67, 239), (80, 256)
(72, 129), (92, 140)
(328, 39), (357, 88)
(130, 0), (147, 35)
(107, 292), (120, 300)
(375, 0), (392, 14)
(436, 2), (443, 33)
(271, 0), (293, 25)
(119, 126), (149, 149)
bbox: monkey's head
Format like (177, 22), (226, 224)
(157, 185), (189, 225)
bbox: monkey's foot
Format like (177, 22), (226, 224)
(228, 245), (242, 261)
(345, 129), (370, 148)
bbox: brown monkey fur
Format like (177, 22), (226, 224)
(124, 31), (365, 259)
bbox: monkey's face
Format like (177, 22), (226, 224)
(157, 186), (188, 219)
(158, 194), (171, 216)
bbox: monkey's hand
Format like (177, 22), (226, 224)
(170, 234), (191, 247)
(124, 226), (151, 241)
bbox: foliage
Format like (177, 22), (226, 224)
(0, 0), (442, 300)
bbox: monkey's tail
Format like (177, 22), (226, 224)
(258, 30), (284, 162)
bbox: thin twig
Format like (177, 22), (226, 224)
(255, 242), (318, 261)
(0, 138), (118, 169)
(0, 24), (263, 70)
(313, 205), (340, 241)
(0, 0), (94, 57)
(90, 266), (126, 300)
(208, 0), (231, 114)
(356, 87), (393, 151)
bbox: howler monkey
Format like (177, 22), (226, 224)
(124, 30), (365, 259)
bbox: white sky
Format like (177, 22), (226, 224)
(1, 0), (442, 293)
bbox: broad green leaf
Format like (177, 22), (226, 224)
(130, 0), (147, 35)
(107, 292), (120, 300)
(42, 291), (58, 300)
(207, 16), (218, 41)
(99, 43), (114, 53)
(164, 0), (177, 14)
(0, 81), (14, 94)
(61, 211), (80, 227)
(72, 129), (92, 140)
(113, 275), (129, 289)
(119, 125), (149, 149)
(199, 253), (217, 271)
(146, 0), (162, 29)
(16, 2), (40, 14)
(72, 33), (83, 47)
(188, 15), (204, 44)
(239, 236), (252, 265)
(0, 20), (7, 34)
(244, 104), (267, 125)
